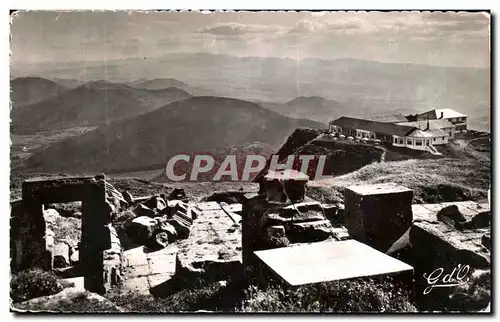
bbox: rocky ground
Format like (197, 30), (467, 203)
(9, 130), (491, 313)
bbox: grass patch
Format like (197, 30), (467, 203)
(309, 157), (489, 204)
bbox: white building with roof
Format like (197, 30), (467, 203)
(397, 119), (456, 144)
(329, 117), (442, 155)
(417, 108), (467, 133)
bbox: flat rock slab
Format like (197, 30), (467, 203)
(122, 245), (178, 295)
(346, 183), (413, 196)
(176, 207), (242, 280)
(254, 239), (413, 286)
(194, 201), (222, 212)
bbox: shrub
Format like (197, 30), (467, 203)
(10, 269), (63, 303)
(241, 277), (417, 313)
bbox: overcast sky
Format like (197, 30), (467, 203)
(10, 10), (490, 68)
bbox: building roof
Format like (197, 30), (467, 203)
(421, 108), (467, 119)
(330, 117), (416, 137)
(407, 129), (434, 138)
(397, 119), (455, 130)
(425, 129), (449, 137)
(407, 128), (448, 138)
(366, 113), (409, 123)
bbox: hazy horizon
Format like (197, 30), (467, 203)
(11, 10), (490, 71)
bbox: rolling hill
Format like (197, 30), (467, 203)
(10, 81), (192, 134)
(18, 54), (489, 131)
(127, 78), (188, 90)
(259, 96), (359, 123)
(10, 77), (68, 107)
(21, 96), (324, 174)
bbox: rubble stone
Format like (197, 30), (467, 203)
(127, 216), (158, 245)
(437, 205), (466, 226)
(134, 204), (158, 218)
(151, 232), (169, 249)
(266, 225), (286, 239)
(289, 220), (334, 243)
(168, 188), (188, 202)
(143, 196), (167, 212)
(121, 190), (134, 204)
(159, 222), (178, 241)
(167, 218), (191, 239)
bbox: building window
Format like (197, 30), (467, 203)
(399, 138), (404, 144)
(415, 140), (423, 146)
(433, 138), (436, 142)
(407, 139), (412, 145)
(394, 137), (398, 144)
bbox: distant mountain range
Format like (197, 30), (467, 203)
(11, 80), (192, 134)
(11, 53), (490, 131)
(21, 96), (324, 174)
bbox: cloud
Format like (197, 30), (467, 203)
(196, 22), (281, 35)
(288, 18), (364, 34)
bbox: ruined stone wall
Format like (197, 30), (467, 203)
(102, 224), (123, 291)
(11, 175), (125, 294)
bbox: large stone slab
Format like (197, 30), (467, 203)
(122, 245), (178, 295)
(254, 239), (413, 286)
(344, 183), (413, 252)
(175, 208), (242, 283)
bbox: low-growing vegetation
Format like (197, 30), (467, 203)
(10, 269), (64, 303)
(106, 276), (416, 313)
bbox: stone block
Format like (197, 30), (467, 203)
(151, 232), (169, 249)
(173, 209), (193, 225)
(168, 188), (188, 202)
(127, 216), (158, 245)
(167, 218), (191, 239)
(263, 170), (309, 203)
(188, 206), (201, 220)
(289, 220), (334, 243)
(411, 221), (490, 270)
(266, 225), (286, 239)
(143, 196), (167, 212)
(344, 183), (413, 252)
(331, 227), (350, 241)
(134, 204), (158, 218)
(159, 222), (178, 241)
(53, 242), (70, 268)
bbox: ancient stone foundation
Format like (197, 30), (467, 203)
(344, 183), (414, 253)
(11, 175), (124, 294)
(243, 170), (337, 267)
